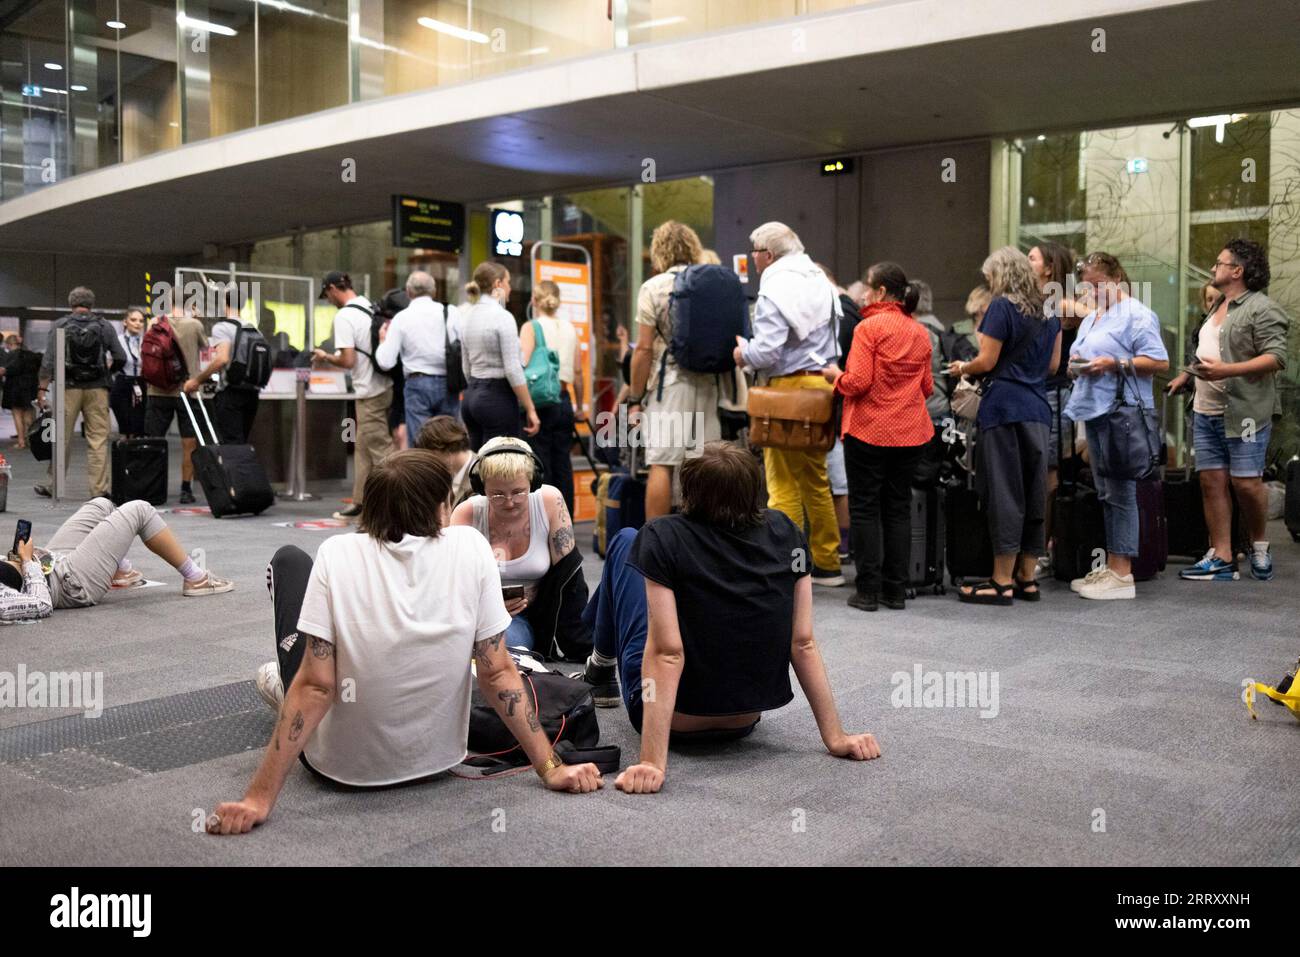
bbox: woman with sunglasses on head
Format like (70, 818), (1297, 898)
(451, 436), (589, 659)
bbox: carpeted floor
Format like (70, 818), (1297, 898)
(1, 436), (1297, 866)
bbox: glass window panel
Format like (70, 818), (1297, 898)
(1190, 113), (1270, 211)
(0, 0), (72, 198)
(179, 0), (256, 141)
(118, 0), (183, 161)
(258, 0), (348, 124)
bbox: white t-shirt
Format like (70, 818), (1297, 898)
(332, 296), (390, 398)
(295, 527), (512, 786)
(1193, 314), (1229, 416)
(533, 316), (578, 384)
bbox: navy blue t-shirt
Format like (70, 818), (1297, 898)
(976, 297), (1060, 429)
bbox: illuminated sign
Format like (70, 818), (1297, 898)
(1126, 157), (1149, 174)
(820, 157), (854, 176)
(391, 195), (464, 252)
(21, 84), (42, 97)
(491, 209), (525, 257)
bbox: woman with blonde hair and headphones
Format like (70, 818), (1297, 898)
(451, 436), (591, 659)
(520, 279), (584, 516)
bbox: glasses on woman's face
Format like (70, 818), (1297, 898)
(488, 490), (528, 506)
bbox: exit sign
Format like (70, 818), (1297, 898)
(21, 84), (42, 97)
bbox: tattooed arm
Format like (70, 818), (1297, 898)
(545, 486), (576, 564)
(209, 634), (337, 835)
(473, 628), (602, 793)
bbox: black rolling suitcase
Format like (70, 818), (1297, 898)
(1052, 403), (1106, 583)
(944, 471), (993, 586)
(1286, 458), (1300, 543)
(111, 437), (168, 506)
(181, 393), (274, 518)
(906, 485), (947, 597)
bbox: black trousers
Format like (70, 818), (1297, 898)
(214, 387), (260, 444)
(109, 375), (148, 437)
(462, 377), (521, 451)
(974, 421), (1049, 556)
(528, 391), (575, 515)
(843, 435), (924, 601)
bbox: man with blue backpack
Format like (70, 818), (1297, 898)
(627, 222), (748, 519)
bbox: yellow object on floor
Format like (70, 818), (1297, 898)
(1244, 674), (1300, 721)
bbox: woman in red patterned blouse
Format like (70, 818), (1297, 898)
(820, 262), (934, 612)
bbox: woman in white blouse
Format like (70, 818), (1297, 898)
(458, 262), (539, 450)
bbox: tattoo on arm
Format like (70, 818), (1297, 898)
(550, 524), (574, 556)
(473, 630), (505, 666)
(498, 688), (522, 717)
(524, 692), (541, 733)
(288, 711), (305, 742)
(309, 636), (334, 659)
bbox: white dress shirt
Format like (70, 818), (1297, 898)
(376, 296), (459, 376)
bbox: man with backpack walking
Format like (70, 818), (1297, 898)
(627, 222), (745, 519)
(142, 303), (212, 504)
(314, 271), (392, 521)
(192, 289), (271, 445)
(35, 286), (126, 498)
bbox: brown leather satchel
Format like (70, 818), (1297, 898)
(747, 384), (836, 453)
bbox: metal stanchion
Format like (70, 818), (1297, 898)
(52, 328), (66, 502)
(290, 368), (312, 502)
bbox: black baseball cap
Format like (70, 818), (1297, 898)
(319, 271), (351, 299)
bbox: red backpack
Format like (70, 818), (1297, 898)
(140, 316), (186, 390)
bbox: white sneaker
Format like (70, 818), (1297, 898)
(1079, 569), (1136, 601)
(1070, 566), (1108, 593)
(255, 661), (284, 713)
(182, 573), (235, 597)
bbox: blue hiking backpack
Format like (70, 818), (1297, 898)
(656, 264), (749, 400)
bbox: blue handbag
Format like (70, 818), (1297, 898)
(1095, 365), (1159, 480)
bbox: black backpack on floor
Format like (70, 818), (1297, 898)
(467, 664), (599, 766)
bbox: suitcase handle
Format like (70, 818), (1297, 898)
(180, 391), (220, 447)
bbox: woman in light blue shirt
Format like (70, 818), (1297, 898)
(110, 307), (148, 438)
(1064, 253), (1169, 601)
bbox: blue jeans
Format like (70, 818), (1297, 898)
(581, 528), (648, 729)
(1085, 416), (1138, 558)
(505, 615), (534, 651)
(404, 374), (460, 443)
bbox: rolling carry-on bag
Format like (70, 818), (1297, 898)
(1131, 477), (1168, 581)
(944, 472), (993, 586)
(1286, 457), (1300, 543)
(593, 446), (646, 558)
(182, 392), (274, 518)
(907, 484), (947, 596)
(111, 437), (168, 506)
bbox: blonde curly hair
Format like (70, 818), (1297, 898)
(650, 221), (704, 274)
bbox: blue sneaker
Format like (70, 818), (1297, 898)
(1179, 549), (1240, 581)
(1249, 544), (1274, 581)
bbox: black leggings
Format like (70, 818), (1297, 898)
(462, 377), (521, 451)
(528, 392), (575, 515)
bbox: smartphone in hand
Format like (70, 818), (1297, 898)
(502, 585), (526, 602)
(11, 519), (32, 561)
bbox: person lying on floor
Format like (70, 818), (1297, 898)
(576, 441), (882, 794)
(450, 435), (591, 662)
(0, 498), (233, 621)
(209, 450), (602, 836)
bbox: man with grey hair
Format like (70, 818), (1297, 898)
(733, 223), (844, 586)
(909, 279), (951, 422)
(376, 270), (461, 440)
(36, 286), (126, 498)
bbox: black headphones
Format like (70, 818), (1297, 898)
(468, 444), (547, 496)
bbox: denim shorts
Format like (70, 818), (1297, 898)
(1193, 412), (1270, 477)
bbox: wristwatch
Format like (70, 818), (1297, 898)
(626, 394), (645, 406)
(536, 751), (564, 780)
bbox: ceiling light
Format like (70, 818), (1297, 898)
(177, 13), (238, 36)
(1036, 134), (1046, 141)
(416, 17), (488, 43)
(70, 84), (87, 91)
(44, 62), (63, 70)
(106, 19), (125, 29)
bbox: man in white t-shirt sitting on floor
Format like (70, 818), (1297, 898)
(207, 450), (602, 835)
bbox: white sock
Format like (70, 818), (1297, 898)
(117, 558), (132, 574)
(1253, 541), (1269, 554)
(591, 650), (617, 668)
(178, 558), (206, 583)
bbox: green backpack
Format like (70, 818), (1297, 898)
(524, 319), (562, 408)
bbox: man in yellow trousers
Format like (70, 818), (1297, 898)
(734, 222), (844, 587)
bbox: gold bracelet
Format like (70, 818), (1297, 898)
(536, 752), (564, 780)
